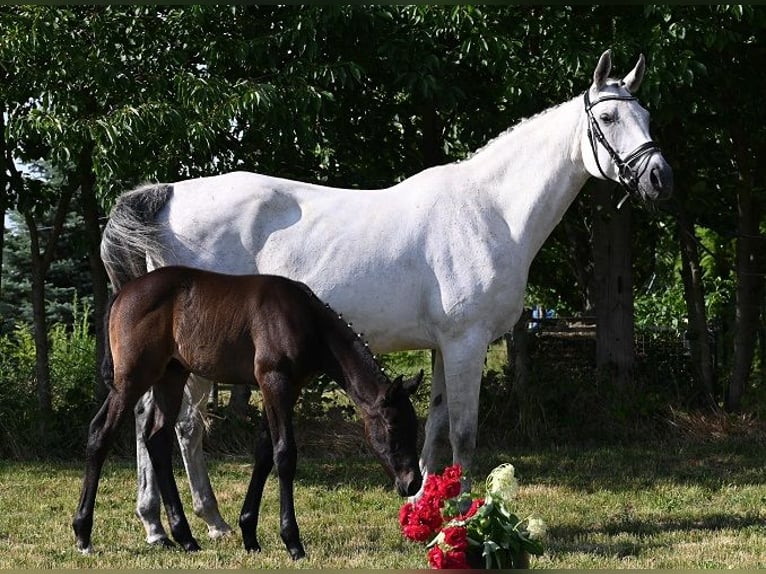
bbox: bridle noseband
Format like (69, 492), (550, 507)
(583, 90), (660, 201)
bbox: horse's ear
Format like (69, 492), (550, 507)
(385, 371), (422, 403)
(592, 49), (612, 90)
(385, 375), (404, 403)
(403, 369), (424, 396)
(622, 53), (645, 93)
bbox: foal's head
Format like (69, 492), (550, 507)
(365, 371), (424, 497)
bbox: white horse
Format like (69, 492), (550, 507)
(100, 50), (672, 546)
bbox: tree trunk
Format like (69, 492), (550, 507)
(675, 203), (716, 407)
(0, 103), (7, 299)
(26, 230), (52, 424)
(725, 183), (765, 411)
(505, 309), (537, 441)
(78, 142), (110, 402)
(591, 180), (634, 393)
(23, 186), (74, 437)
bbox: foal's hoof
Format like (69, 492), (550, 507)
(75, 542), (94, 555)
(243, 539), (262, 553)
(288, 543), (306, 561)
(182, 538), (202, 552)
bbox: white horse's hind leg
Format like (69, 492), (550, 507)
(417, 349), (449, 495)
(176, 375), (233, 539)
(135, 390), (172, 545)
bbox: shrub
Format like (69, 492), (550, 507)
(0, 296), (98, 458)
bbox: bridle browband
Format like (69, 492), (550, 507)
(583, 89), (660, 204)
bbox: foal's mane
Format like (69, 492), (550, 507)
(296, 283), (390, 389)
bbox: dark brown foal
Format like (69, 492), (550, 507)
(72, 266), (423, 558)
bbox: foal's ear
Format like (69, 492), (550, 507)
(403, 369), (424, 396)
(383, 375), (405, 404)
(592, 49), (612, 91)
(622, 53), (645, 93)
(385, 371), (422, 402)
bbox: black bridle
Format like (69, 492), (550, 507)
(583, 90), (660, 202)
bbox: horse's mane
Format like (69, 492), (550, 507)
(296, 283), (390, 388)
(467, 97), (575, 160)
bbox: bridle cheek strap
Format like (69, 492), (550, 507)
(583, 91), (661, 197)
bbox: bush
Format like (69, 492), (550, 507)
(0, 297), (98, 458)
(0, 324), (38, 458)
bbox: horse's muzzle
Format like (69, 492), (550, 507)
(644, 154), (673, 201)
(396, 470), (422, 497)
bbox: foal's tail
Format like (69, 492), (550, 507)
(101, 294), (117, 391)
(100, 183), (173, 289)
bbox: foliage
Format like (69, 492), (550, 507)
(0, 297), (96, 458)
(1, 211), (93, 334)
(0, 5), (765, 440)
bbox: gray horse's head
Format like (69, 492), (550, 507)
(581, 50), (673, 202)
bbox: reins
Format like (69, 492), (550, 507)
(584, 90), (661, 208)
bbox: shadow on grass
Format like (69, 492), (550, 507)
(471, 438), (766, 493)
(548, 512), (765, 560)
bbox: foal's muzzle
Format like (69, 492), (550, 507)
(396, 470), (422, 497)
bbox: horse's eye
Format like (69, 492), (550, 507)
(599, 112), (615, 124)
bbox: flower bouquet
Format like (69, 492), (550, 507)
(399, 463), (546, 569)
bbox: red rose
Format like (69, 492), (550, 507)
(423, 473), (445, 503)
(399, 502), (414, 526)
(439, 465), (463, 499)
(460, 498), (484, 519)
(400, 496), (444, 542)
(428, 545), (445, 569)
(429, 545), (472, 569)
(423, 498), (445, 530)
(403, 523), (434, 542)
(442, 525), (468, 551)
(443, 549), (471, 569)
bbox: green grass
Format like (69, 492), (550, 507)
(2, 438), (766, 568)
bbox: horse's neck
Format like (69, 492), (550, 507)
(320, 313), (384, 414)
(463, 97), (590, 262)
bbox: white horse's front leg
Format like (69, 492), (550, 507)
(441, 336), (490, 494)
(176, 375), (233, 539)
(417, 349), (448, 498)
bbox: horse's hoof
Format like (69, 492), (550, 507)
(243, 540), (262, 553)
(76, 542), (94, 555)
(207, 524), (234, 540)
(288, 544), (306, 561)
(148, 536), (175, 549)
(182, 539), (202, 552)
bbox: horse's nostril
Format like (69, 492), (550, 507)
(650, 167), (661, 190)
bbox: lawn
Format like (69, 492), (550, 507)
(1, 437), (765, 568)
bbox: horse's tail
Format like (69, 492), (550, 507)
(101, 293), (117, 391)
(100, 183), (173, 289)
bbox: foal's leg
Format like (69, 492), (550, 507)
(254, 371), (305, 560)
(239, 414), (274, 553)
(73, 391), (132, 553)
(144, 369), (201, 552)
(176, 375), (233, 539)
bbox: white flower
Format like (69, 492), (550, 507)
(526, 517), (548, 541)
(485, 463), (519, 504)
